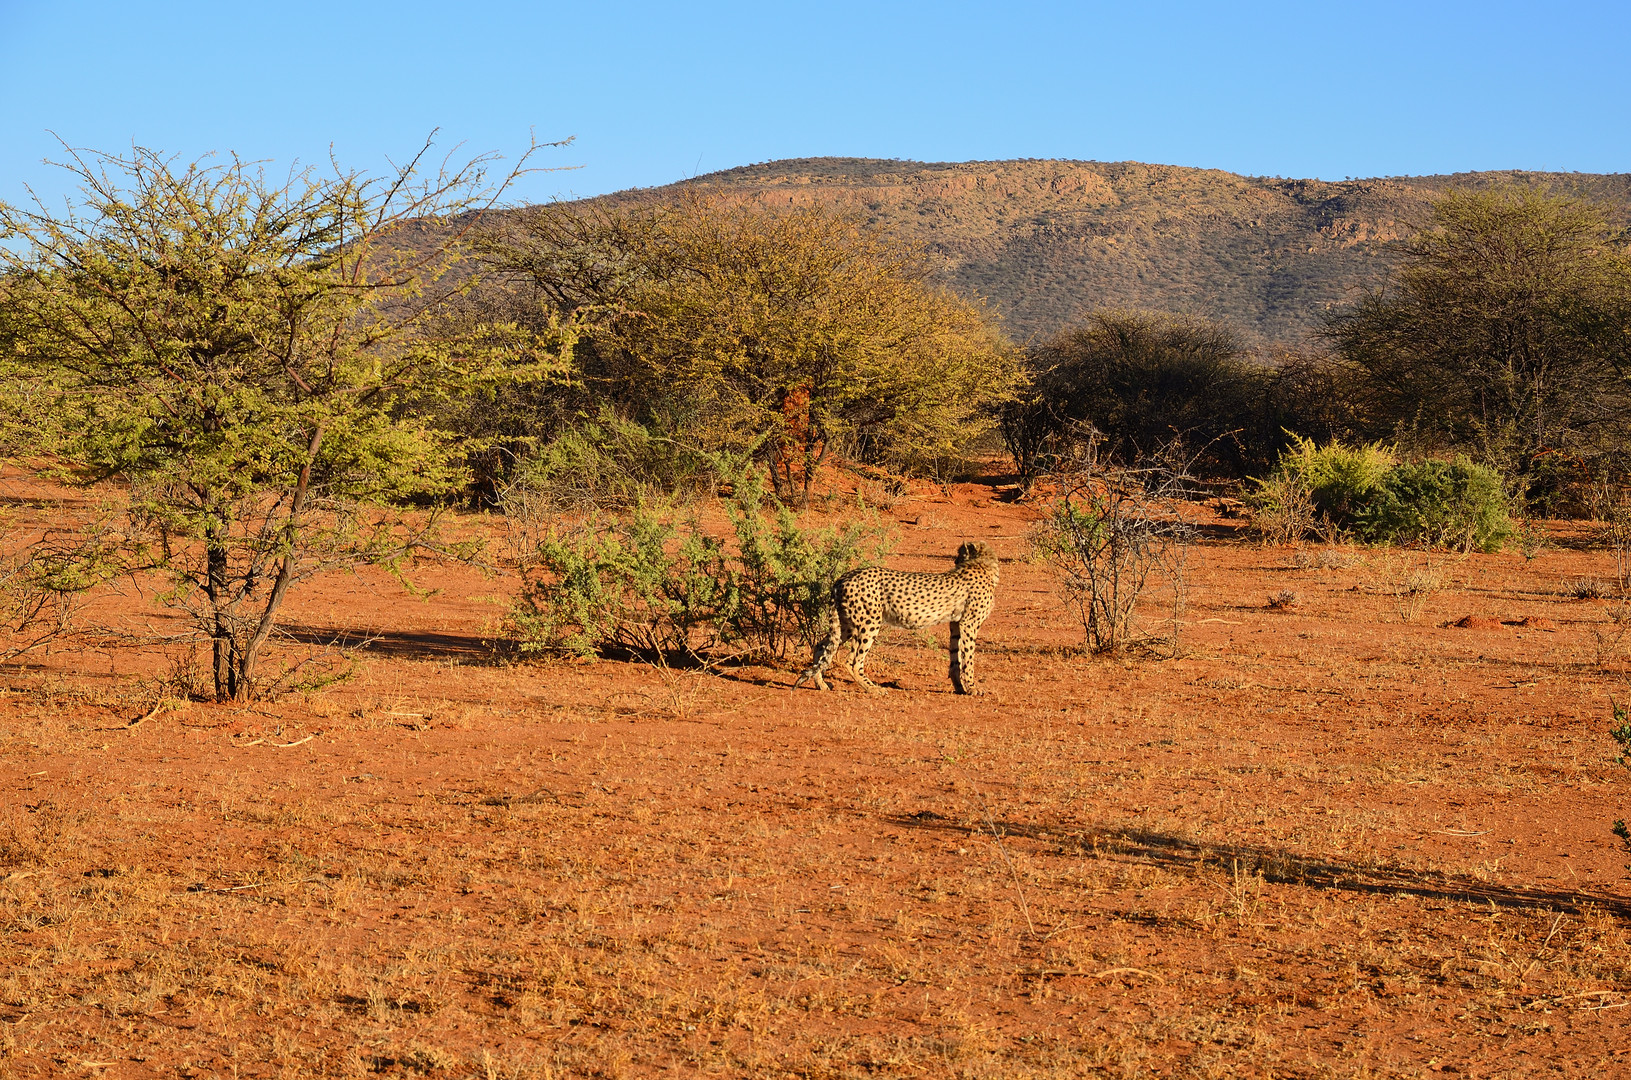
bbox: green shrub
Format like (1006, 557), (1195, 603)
(1249, 438), (1511, 551)
(1354, 459), (1513, 553)
(508, 464), (891, 664)
(723, 467), (888, 660)
(1250, 436), (1395, 525)
(512, 411), (718, 512)
(508, 503), (736, 661)
(1607, 701), (1631, 865)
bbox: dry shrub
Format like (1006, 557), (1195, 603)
(853, 470), (912, 511)
(1372, 554), (1444, 623)
(1592, 622), (1631, 668)
(1031, 456), (1193, 655)
(0, 509), (122, 662)
(1593, 481), (1631, 594)
(1289, 547), (1357, 571)
(1566, 578), (1609, 601)
(1249, 474), (1318, 547)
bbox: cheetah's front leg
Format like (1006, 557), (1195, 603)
(848, 626), (888, 694)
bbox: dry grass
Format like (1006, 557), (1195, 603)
(0, 498), (1628, 1077)
(1370, 553), (1446, 623)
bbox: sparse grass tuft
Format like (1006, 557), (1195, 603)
(1567, 577), (1609, 600)
(1374, 555), (1444, 622)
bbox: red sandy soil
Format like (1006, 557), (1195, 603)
(2, 477), (1630, 1078)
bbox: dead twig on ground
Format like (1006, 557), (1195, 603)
(480, 786), (560, 807)
(186, 876), (327, 894)
(1088, 967), (1166, 983)
(232, 732), (321, 749)
(125, 699), (169, 728)
(979, 806), (1037, 937)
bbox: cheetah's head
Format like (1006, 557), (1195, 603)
(954, 540), (998, 571)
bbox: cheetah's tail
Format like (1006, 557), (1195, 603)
(792, 596), (843, 690)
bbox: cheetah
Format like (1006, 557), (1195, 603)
(793, 541), (999, 695)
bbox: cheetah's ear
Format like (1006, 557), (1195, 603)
(956, 540), (996, 567)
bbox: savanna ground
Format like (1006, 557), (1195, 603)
(3, 472), (1631, 1079)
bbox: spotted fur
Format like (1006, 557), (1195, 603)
(792, 541), (999, 694)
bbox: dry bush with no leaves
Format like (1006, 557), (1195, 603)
(1032, 457), (1193, 655)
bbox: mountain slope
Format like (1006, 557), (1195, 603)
(574, 158), (1631, 346)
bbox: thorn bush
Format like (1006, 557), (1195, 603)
(507, 463), (891, 666)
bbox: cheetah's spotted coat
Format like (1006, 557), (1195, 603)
(793, 541), (999, 694)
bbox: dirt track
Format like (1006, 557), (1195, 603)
(2, 481), (1630, 1078)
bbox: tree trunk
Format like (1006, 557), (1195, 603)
(236, 553), (294, 697)
(205, 538), (237, 700)
(801, 426), (825, 508)
(236, 422), (326, 699)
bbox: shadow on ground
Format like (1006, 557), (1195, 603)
(280, 624), (494, 663)
(890, 812), (1631, 917)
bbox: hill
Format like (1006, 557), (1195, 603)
(568, 158), (1631, 347)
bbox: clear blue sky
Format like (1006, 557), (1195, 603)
(2, 0), (1626, 208)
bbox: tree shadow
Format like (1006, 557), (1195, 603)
(1190, 522), (1252, 543)
(279, 624), (495, 664)
(1542, 531), (1602, 553)
(888, 812), (1631, 917)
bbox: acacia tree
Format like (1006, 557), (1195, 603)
(1001, 310), (1266, 482)
(0, 139), (567, 699)
(1326, 187), (1631, 491)
(478, 193), (1019, 501)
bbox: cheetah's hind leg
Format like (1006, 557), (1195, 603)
(791, 667), (827, 691)
(792, 651), (833, 691)
(949, 619), (984, 695)
(793, 612), (845, 691)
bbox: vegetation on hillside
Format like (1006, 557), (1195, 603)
(575, 157), (1631, 346)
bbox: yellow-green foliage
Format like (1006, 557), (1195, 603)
(510, 464), (892, 663)
(1252, 437), (1512, 552)
(0, 142), (563, 699)
(1262, 435), (1397, 520)
(479, 193), (1022, 499)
